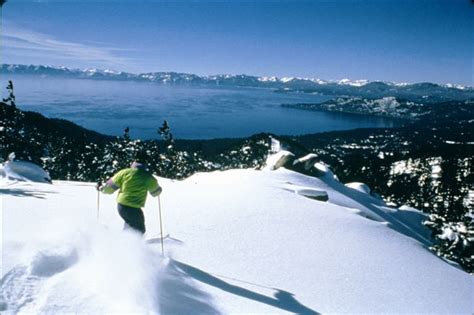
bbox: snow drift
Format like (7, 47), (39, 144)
(0, 157), (472, 313)
(0, 159), (51, 184)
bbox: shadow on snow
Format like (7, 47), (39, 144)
(158, 259), (221, 315)
(0, 188), (56, 199)
(169, 259), (319, 315)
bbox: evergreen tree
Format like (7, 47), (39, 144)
(158, 120), (174, 149)
(3, 80), (16, 108)
(0, 82), (25, 162)
(424, 212), (473, 273)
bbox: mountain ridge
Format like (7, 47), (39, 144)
(3, 63), (472, 103)
(1, 63), (471, 91)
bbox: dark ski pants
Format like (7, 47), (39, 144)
(117, 204), (146, 234)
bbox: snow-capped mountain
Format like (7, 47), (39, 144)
(337, 78), (369, 87)
(2, 64), (472, 101)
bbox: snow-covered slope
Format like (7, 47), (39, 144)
(1, 165), (472, 313)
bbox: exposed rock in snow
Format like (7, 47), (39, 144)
(283, 182), (329, 202)
(292, 154), (319, 171)
(264, 151), (295, 171)
(269, 152), (336, 180)
(399, 205), (424, 212)
(345, 182), (371, 194)
(313, 162), (335, 179)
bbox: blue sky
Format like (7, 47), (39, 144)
(1, 0), (473, 85)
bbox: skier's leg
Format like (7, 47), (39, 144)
(117, 204), (146, 234)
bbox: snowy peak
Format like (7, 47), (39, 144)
(138, 72), (201, 84)
(2, 64), (473, 102)
(338, 78), (369, 87)
(280, 77), (296, 83)
(2, 64), (471, 91)
(257, 76), (278, 82)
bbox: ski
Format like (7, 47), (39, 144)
(146, 233), (170, 244)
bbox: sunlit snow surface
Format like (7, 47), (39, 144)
(1, 164), (472, 313)
(0, 160), (51, 184)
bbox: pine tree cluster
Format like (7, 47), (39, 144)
(424, 212), (474, 272)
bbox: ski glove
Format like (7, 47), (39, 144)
(150, 186), (162, 197)
(101, 179), (120, 194)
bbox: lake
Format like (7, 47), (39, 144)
(5, 75), (400, 139)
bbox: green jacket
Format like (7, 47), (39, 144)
(102, 166), (161, 208)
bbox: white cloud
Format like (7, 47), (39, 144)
(1, 21), (137, 70)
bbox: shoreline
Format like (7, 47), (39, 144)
(282, 103), (416, 122)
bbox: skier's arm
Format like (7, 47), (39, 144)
(101, 178), (120, 194)
(100, 170), (123, 194)
(148, 177), (162, 197)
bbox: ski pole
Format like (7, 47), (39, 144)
(97, 187), (100, 220)
(158, 195), (165, 256)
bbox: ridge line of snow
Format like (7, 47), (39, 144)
(2, 64), (472, 90)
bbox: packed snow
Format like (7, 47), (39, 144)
(0, 157), (472, 314)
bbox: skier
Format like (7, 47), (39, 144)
(98, 155), (162, 234)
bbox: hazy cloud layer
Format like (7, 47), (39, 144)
(2, 21), (136, 70)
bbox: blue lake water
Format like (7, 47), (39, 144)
(5, 75), (400, 139)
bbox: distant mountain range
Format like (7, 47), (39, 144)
(1, 64), (473, 102)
